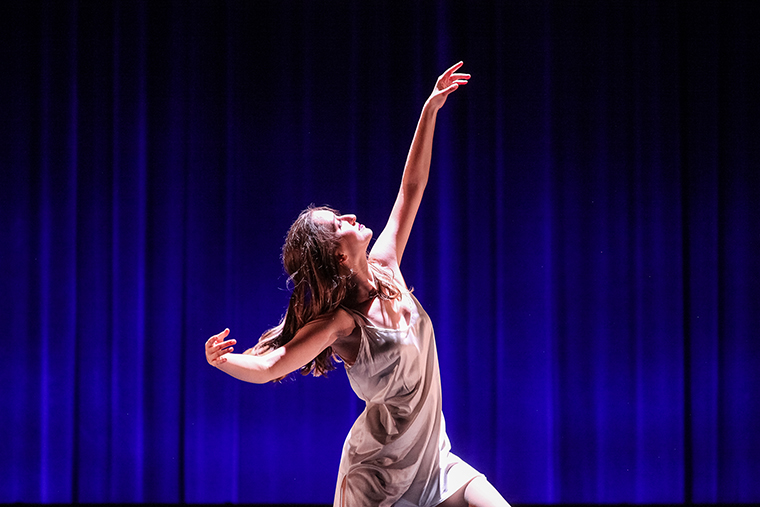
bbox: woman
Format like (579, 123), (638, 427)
(205, 62), (509, 507)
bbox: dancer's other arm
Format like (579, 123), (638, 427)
(204, 309), (356, 384)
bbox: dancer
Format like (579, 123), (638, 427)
(205, 62), (509, 507)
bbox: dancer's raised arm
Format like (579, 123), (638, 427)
(370, 62), (470, 270)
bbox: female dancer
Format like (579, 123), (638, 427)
(205, 62), (509, 507)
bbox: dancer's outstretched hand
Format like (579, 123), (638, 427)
(205, 328), (236, 367)
(427, 61), (470, 110)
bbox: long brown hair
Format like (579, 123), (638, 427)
(249, 205), (402, 380)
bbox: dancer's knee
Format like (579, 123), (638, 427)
(463, 476), (510, 507)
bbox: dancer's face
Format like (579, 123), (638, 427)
(312, 209), (372, 263)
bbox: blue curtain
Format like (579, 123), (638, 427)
(2, 0), (758, 504)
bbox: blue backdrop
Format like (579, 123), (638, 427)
(1, 0), (758, 504)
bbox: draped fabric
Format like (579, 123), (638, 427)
(1, 1), (758, 504)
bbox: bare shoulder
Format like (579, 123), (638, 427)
(330, 307), (362, 365)
(333, 306), (359, 337)
(307, 306), (357, 340)
(368, 245), (399, 272)
(368, 254), (407, 292)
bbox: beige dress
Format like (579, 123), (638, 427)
(334, 293), (482, 507)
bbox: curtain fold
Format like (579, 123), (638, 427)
(1, 0), (758, 504)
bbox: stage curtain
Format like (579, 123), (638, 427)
(1, 1), (757, 504)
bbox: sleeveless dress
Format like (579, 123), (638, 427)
(334, 293), (482, 507)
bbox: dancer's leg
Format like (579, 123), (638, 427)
(437, 476), (509, 507)
(463, 476), (510, 507)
